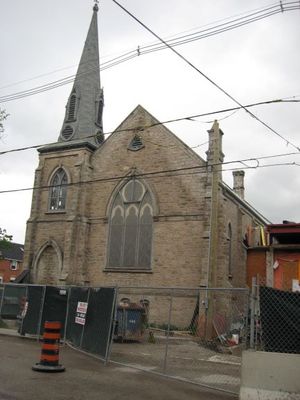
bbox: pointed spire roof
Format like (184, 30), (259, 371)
(74, 4), (100, 97)
(40, 4), (104, 153)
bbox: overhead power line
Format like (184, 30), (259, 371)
(0, 98), (299, 156)
(0, 1), (299, 103)
(111, 0), (300, 152)
(1, 152), (300, 195)
(139, 1), (300, 54)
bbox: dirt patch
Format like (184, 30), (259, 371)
(110, 330), (242, 393)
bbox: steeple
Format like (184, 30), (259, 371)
(58, 3), (104, 149)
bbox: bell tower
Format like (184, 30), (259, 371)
(23, 4), (104, 285)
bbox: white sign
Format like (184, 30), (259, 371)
(75, 302), (88, 325)
(76, 302), (88, 313)
(292, 279), (300, 293)
(21, 301), (28, 318)
(75, 316), (86, 325)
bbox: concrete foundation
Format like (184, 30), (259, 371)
(240, 350), (300, 399)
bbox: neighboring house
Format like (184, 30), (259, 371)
(23, 4), (269, 297)
(247, 222), (300, 291)
(0, 242), (24, 283)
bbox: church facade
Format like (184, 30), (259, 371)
(23, 5), (269, 293)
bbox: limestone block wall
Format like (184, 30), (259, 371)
(23, 105), (268, 311)
(84, 106), (208, 289)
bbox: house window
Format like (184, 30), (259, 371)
(49, 168), (68, 211)
(107, 178), (154, 270)
(10, 260), (18, 270)
(0, 276), (3, 284)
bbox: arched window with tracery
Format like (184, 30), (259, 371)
(107, 178), (154, 270)
(49, 168), (68, 211)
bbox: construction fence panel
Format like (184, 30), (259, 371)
(111, 287), (172, 373)
(21, 285), (44, 335)
(0, 283), (116, 361)
(0, 283), (26, 320)
(64, 286), (117, 359)
(0, 282), (253, 394)
(81, 287), (116, 358)
(40, 286), (68, 337)
(259, 286), (300, 354)
(0, 285), (3, 316)
(65, 286), (90, 348)
(110, 287), (249, 395)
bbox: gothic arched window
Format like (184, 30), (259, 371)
(107, 178), (154, 270)
(49, 168), (68, 211)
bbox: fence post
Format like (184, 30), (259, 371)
(37, 285), (47, 341)
(163, 288), (174, 374)
(250, 277), (257, 349)
(79, 287), (91, 349)
(63, 286), (71, 345)
(104, 287), (118, 365)
(0, 283), (5, 318)
(0, 284), (5, 319)
(19, 284), (29, 335)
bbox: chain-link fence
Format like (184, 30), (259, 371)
(0, 283), (249, 394)
(0, 283), (116, 360)
(249, 278), (300, 354)
(2, 281), (299, 393)
(110, 287), (249, 394)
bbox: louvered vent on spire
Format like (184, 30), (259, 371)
(67, 92), (77, 121)
(62, 126), (74, 140)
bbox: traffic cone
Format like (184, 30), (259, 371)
(32, 321), (65, 372)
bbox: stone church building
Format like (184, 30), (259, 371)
(23, 4), (268, 293)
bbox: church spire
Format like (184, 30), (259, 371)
(59, 3), (104, 148)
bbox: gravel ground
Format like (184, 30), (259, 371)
(110, 330), (242, 393)
(0, 332), (237, 400)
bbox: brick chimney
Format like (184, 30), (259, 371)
(233, 170), (245, 199)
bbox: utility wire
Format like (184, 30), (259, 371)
(0, 152), (300, 194)
(1, 153), (300, 195)
(0, 1), (299, 103)
(140, 2), (299, 53)
(0, 98), (299, 156)
(1, 1), (286, 93)
(112, 0), (300, 152)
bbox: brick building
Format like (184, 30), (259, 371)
(23, 5), (268, 295)
(247, 223), (300, 291)
(0, 242), (24, 283)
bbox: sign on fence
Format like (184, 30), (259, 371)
(75, 301), (88, 325)
(21, 301), (28, 318)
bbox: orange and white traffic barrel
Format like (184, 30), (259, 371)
(32, 321), (65, 372)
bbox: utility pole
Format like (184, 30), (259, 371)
(205, 120), (223, 339)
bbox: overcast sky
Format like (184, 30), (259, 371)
(1, 0), (300, 243)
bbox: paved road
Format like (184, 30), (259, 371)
(0, 332), (236, 400)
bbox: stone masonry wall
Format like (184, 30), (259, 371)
(23, 106), (267, 325)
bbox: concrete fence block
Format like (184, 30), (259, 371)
(240, 350), (300, 400)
